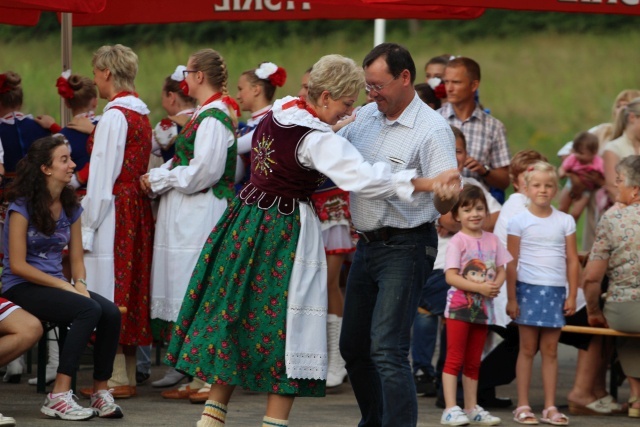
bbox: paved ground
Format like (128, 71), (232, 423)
(0, 344), (635, 426)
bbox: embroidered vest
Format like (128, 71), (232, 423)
(240, 111), (326, 215)
(171, 108), (237, 202)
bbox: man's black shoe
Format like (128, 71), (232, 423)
(477, 394), (513, 408)
(136, 371), (151, 385)
(414, 371), (437, 397)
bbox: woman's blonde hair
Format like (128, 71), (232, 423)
(522, 160), (558, 188)
(92, 44), (138, 92)
(612, 96), (640, 141)
(592, 90), (640, 143)
(307, 55), (364, 105)
(189, 48), (237, 126)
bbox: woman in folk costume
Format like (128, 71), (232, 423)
(0, 71), (50, 182)
(234, 61), (286, 190)
(166, 54), (460, 427)
(80, 44), (154, 398)
(150, 66), (197, 165)
(145, 65), (197, 391)
(140, 53), (238, 394)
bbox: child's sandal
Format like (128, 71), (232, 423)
(541, 406), (569, 426)
(513, 405), (539, 425)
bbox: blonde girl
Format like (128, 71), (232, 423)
(507, 161), (579, 425)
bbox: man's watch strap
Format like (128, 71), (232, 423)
(481, 164), (491, 177)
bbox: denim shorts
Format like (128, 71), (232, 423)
(515, 281), (566, 328)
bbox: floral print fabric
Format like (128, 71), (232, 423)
(590, 203), (640, 303)
(166, 198), (324, 396)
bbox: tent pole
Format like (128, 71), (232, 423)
(374, 19), (386, 46)
(60, 12), (72, 127)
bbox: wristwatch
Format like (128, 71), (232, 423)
(481, 164), (491, 177)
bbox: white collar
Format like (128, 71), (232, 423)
(104, 95), (150, 115)
(271, 96), (331, 132)
(0, 111), (34, 125)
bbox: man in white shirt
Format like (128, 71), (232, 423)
(338, 43), (458, 427)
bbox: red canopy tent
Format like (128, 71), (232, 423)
(0, 0), (103, 12)
(0, 0), (105, 26)
(361, 0), (640, 16)
(0, 0), (106, 122)
(70, 1), (483, 25)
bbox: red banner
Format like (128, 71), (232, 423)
(71, 0), (484, 26)
(0, 0), (104, 13)
(362, 0), (640, 16)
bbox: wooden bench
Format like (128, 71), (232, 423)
(560, 324), (640, 399)
(561, 325), (640, 338)
(36, 306), (127, 393)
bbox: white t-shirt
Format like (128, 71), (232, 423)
(493, 192), (527, 248)
(433, 177), (502, 270)
(507, 208), (576, 287)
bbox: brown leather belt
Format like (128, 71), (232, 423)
(356, 222), (434, 243)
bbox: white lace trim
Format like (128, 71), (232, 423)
(272, 96), (332, 132)
(288, 304), (326, 316)
(150, 298), (183, 322)
(285, 352), (328, 380)
(104, 95), (150, 115)
(293, 257), (326, 268)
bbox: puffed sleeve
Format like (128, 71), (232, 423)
(147, 115), (234, 196)
(81, 109), (127, 251)
(297, 131), (416, 201)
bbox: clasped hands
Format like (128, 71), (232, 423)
(140, 174), (151, 195)
(432, 169), (463, 200)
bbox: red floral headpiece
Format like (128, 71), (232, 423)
(56, 70), (74, 99)
(255, 62), (287, 88)
(0, 74), (10, 94)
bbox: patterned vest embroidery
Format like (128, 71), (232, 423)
(171, 108), (237, 202)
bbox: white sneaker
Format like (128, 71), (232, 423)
(90, 389), (123, 418)
(441, 406), (470, 426)
(0, 413), (16, 426)
(466, 405), (501, 426)
(40, 390), (95, 420)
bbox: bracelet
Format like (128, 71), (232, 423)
(76, 279), (88, 287)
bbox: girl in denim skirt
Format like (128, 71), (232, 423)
(506, 161), (579, 426)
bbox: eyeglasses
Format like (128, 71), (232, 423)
(365, 76), (397, 93)
(182, 69), (198, 79)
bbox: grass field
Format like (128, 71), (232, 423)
(1, 28), (639, 165)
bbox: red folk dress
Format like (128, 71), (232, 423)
(82, 93), (154, 346)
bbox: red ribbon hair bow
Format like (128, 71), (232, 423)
(0, 74), (10, 94)
(56, 76), (74, 99)
(222, 95), (241, 117)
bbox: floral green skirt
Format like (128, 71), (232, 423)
(166, 199), (325, 397)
